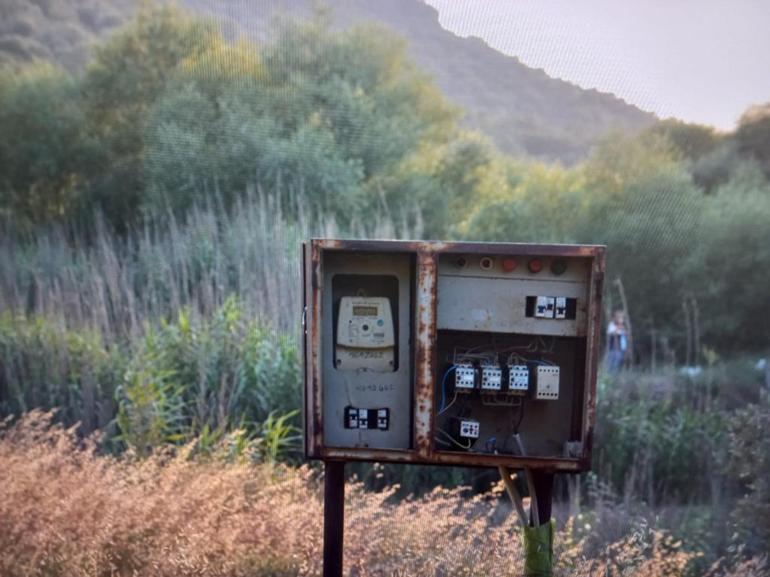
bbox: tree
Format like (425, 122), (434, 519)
(734, 103), (770, 180)
(144, 13), (458, 223)
(648, 119), (721, 162)
(587, 169), (702, 352)
(142, 40), (272, 213)
(80, 3), (213, 226)
(460, 159), (583, 243)
(0, 64), (91, 224)
(581, 130), (683, 199)
(684, 164), (770, 353)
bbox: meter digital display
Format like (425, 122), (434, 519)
(353, 306), (378, 316)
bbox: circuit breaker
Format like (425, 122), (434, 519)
(304, 240), (605, 473)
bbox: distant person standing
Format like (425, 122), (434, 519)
(606, 310), (628, 373)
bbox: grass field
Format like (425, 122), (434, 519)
(1, 411), (767, 577)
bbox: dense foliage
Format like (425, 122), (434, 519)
(0, 300), (299, 452)
(2, 4), (769, 357)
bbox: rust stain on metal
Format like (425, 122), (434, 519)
(319, 446), (582, 471)
(309, 241), (324, 456)
(302, 243), (313, 457)
(413, 250), (437, 459)
(580, 249), (605, 465)
(311, 238), (604, 259)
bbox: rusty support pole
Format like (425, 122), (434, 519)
(531, 471), (554, 525)
(323, 460), (345, 577)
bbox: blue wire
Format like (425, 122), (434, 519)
(440, 365), (457, 412)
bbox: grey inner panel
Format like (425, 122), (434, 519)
(322, 252), (412, 450)
(437, 254), (590, 337)
(435, 331), (584, 458)
(437, 253), (590, 282)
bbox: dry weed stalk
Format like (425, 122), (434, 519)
(1, 412), (765, 577)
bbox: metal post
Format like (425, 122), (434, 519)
(522, 470), (555, 577)
(531, 471), (554, 524)
(323, 460), (345, 577)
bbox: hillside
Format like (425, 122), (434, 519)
(0, 0), (133, 71)
(184, 0), (658, 163)
(0, 0), (657, 163)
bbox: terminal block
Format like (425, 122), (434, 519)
(480, 364), (503, 391)
(454, 363), (477, 391)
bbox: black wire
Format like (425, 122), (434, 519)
(513, 400), (525, 433)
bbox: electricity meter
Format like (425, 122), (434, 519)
(335, 296), (395, 372)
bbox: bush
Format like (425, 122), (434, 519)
(729, 399), (770, 553)
(0, 299), (301, 454)
(0, 313), (124, 434)
(115, 298), (301, 453)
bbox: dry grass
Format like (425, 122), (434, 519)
(1, 412), (766, 577)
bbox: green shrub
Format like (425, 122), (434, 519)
(0, 300), (301, 456)
(0, 313), (124, 434)
(115, 297), (301, 449)
(729, 399), (770, 553)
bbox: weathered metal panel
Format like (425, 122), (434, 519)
(414, 251), (437, 460)
(321, 253), (412, 450)
(318, 446), (578, 472)
(302, 243), (311, 457)
(436, 253), (590, 336)
(580, 247), (606, 468)
(309, 241), (324, 457)
(304, 239), (605, 471)
(437, 276), (588, 336)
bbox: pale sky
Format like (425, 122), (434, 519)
(424, 0), (770, 131)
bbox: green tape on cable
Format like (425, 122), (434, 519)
(522, 519), (555, 577)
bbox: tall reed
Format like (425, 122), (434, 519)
(0, 188), (423, 344)
(0, 189), (421, 437)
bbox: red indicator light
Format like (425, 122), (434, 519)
(528, 258), (542, 273)
(502, 257), (518, 272)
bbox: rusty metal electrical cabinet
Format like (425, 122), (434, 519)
(303, 239), (605, 472)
